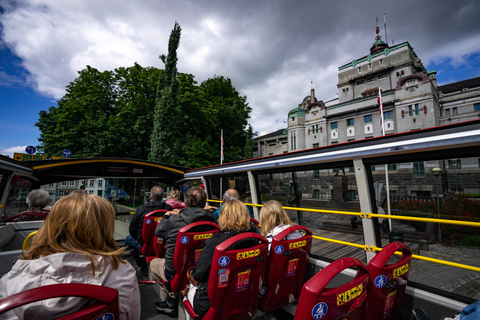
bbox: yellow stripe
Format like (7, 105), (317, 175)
(32, 159), (184, 174)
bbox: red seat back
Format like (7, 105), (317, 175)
(259, 225), (312, 311)
(203, 232), (269, 320)
(250, 217), (259, 226)
(365, 241), (412, 320)
(0, 283), (119, 319)
(169, 221), (221, 292)
(294, 257), (369, 320)
(141, 209), (167, 258)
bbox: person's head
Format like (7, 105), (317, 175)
(166, 189), (181, 200)
(218, 200), (250, 232)
(26, 189), (50, 209)
(223, 189), (239, 203)
(150, 186), (164, 202)
(185, 186), (207, 208)
(259, 200), (292, 236)
(22, 192), (125, 275)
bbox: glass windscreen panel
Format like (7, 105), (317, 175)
(206, 175), (251, 208)
(371, 156), (480, 301)
(4, 176), (32, 217)
(257, 167), (365, 263)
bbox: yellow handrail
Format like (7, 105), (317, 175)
(22, 231), (38, 251)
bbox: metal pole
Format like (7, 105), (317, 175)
(436, 175), (441, 243)
(454, 163), (458, 194)
(133, 179), (137, 208)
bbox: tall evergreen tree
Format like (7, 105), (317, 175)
(149, 22), (182, 164)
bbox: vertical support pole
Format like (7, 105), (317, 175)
(436, 175), (442, 243)
(247, 171), (260, 221)
(353, 159), (377, 262)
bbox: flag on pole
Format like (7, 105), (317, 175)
(378, 88), (385, 136)
(220, 129), (224, 164)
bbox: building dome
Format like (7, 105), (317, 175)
(370, 38), (388, 55)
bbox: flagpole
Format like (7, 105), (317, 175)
(379, 88), (392, 232)
(220, 129), (223, 201)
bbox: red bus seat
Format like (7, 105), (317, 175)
(141, 209), (168, 263)
(0, 283), (119, 319)
(293, 257), (369, 320)
(258, 225), (312, 311)
(365, 241), (412, 320)
(184, 232), (269, 320)
(163, 221), (221, 293)
(250, 217), (259, 226)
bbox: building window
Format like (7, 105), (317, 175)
(313, 189), (320, 199)
(357, 80), (364, 86)
(413, 161), (425, 177)
(291, 117), (295, 122)
(364, 115), (372, 123)
(331, 122), (338, 129)
(59, 191), (65, 196)
(97, 190), (103, 197)
(348, 139), (355, 142)
(347, 118), (354, 126)
(367, 77), (375, 83)
(313, 170), (320, 180)
(368, 63), (372, 70)
(331, 141), (338, 145)
(98, 180), (102, 187)
(371, 165), (376, 171)
(384, 111), (393, 119)
(348, 167), (354, 173)
(61, 181), (67, 186)
(89, 180), (95, 187)
(379, 59), (384, 66)
(409, 104), (419, 116)
(378, 73), (387, 79)
(448, 160), (462, 169)
(313, 143), (319, 148)
(388, 163), (397, 171)
(269, 153), (273, 156)
(452, 107), (458, 115)
(475, 103), (480, 111)
(358, 67), (362, 73)
(445, 109), (451, 116)
(69, 180), (75, 186)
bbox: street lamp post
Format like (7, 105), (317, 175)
(451, 158), (459, 194)
(432, 167), (442, 243)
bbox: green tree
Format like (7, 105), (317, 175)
(149, 22), (182, 164)
(36, 66), (117, 157)
(200, 75), (251, 163)
(244, 124), (254, 159)
(36, 64), (161, 158)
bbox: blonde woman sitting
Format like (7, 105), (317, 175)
(187, 200), (259, 319)
(0, 191), (141, 320)
(260, 200), (303, 251)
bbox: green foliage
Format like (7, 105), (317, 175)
(36, 22), (251, 167)
(460, 235), (480, 247)
(244, 125), (254, 160)
(36, 64), (160, 158)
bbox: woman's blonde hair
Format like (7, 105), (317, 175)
(22, 192), (126, 276)
(166, 189), (181, 200)
(259, 200), (292, 236)
(218, 200), (250, 232)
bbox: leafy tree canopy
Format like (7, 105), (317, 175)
(36, 65), (251, 167)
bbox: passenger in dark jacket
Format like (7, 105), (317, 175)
(125, 186), (172, 271)
(151, 186), (217, 317)
(189, 200), (260, 319)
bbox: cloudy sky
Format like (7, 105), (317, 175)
(1, 0), (480, 158)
